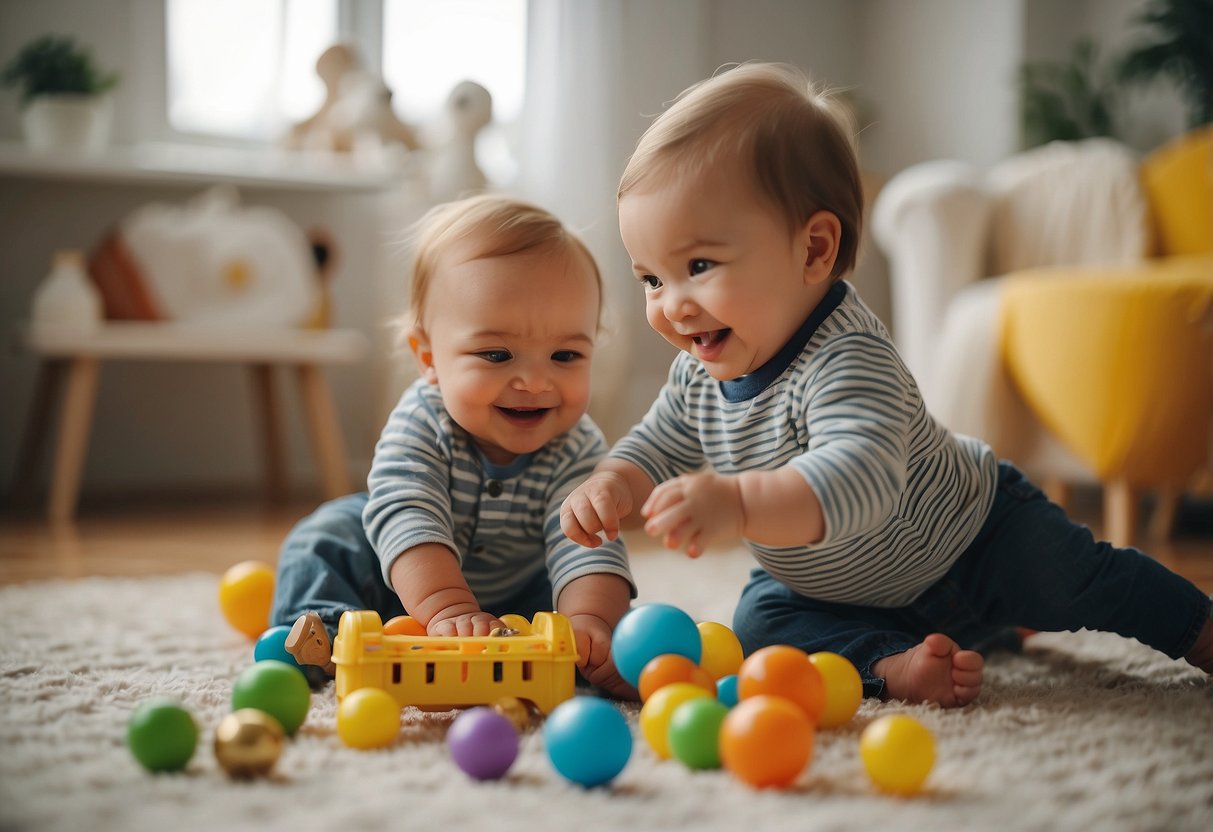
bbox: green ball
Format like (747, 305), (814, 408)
(231, 660), (311, 736)
(127, 698), (198, 772)
(668, 697), (730, 770)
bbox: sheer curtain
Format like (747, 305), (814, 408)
(515, 0), (704, 441)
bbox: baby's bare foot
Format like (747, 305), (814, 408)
(1184, 614), (1213, 673)
(873, 633), (982, 707)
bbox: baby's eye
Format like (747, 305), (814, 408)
(477, 350), (512, 363)
(552, 350), (582, 363)
(640, 274), (663, 290)
(688, 258), (715, 276)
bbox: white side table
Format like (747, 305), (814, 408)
(13, 322), (370, 522)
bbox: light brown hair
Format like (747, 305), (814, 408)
(404, 193), (603, 331)
(618, 62), (863, 280)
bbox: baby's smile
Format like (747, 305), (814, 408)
(495, 405), (551, 427)
(691, 328), (731, 360)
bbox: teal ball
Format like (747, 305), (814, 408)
(253, 625), (301, 667)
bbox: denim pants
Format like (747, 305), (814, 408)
(732, 462), (1212, 698)
(270, 493), (555, 642)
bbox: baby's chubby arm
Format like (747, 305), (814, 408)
(557, 572), (638, 700)
(642, 467), (825, 557)
(559, 458), (656, 547)
(388, 543), (502, 636)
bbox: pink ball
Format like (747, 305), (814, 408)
(447, 707), (519, 780)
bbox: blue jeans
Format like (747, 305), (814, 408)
(732, 462), (1212, 698)
(270, 493), (555, 642)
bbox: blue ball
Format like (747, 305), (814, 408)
(253, 625), (301, 668)
(611, 603), (702, 686)
(543, 697), (632, 787)
(716, 674), (739, 708)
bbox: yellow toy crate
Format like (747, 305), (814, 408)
(332, 610), (579, 714)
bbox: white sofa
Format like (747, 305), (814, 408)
(870, 139), (1152, 504)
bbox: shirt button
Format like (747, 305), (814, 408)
(486, 479), (503, 497)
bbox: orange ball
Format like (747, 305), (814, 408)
(720, 695), (814, 788)
(737, 645), (825, 725)
(383, 615), (427, 636)
(639, 654), (716, 702)
(218, 560), (275, 639)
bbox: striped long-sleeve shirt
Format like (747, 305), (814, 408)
(611, 281), (997, 608)
(363, 380), (635, 608)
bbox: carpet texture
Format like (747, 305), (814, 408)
(2, 545), (1211, 832)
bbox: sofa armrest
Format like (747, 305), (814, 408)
(871, 160), (993, 382)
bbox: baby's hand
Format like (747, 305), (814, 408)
(642, 471), (744, 558)
(427, 611), (503, 637)
(569, 613), (639, 701)
(560, 471), (634, 548)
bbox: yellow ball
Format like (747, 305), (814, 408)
(639, 681), (713, 759)
(337, 688), (401, 750)
(808, 652), (863, 728)
(696, 621), (745, 681)
(218, 560), (275, 639)
(860, 714), (936, 794)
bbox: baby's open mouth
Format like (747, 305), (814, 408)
(496, 406), (550, 424)
(692, 329), (730, 347)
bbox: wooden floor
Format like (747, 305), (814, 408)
(1, 489), (1212, 593)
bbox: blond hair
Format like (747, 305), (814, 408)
(618, 62), (863, 280)
(403, 193), (603, 332)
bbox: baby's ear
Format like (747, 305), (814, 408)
(408, 328), (438, 384)
(801, 210), (842, 285)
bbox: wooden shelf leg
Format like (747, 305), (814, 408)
(1148, 487), (1179, 541)
(249, 363), (288, 501)
(47, 357), (100, 524)
(296, 363), (351, 499)
(10, 358), (67, 507)
(1042, 477), (1071, 512)
(1103, 478), (1138, 549)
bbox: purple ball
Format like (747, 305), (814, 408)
(447, 707), (519, 780)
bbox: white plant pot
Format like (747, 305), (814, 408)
(21, 94), (113, 154)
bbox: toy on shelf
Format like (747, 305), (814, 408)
(332, 610), (578, 714)
(427, 79), (493, 202)
(285, 43), (418, 157)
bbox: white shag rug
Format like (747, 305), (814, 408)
(2, 544), (1211, 832)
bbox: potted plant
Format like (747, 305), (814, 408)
(2, 35), (119, 153)
(1117, 0), (1213, 128)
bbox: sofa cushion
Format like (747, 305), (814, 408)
(1141, 125), (1213, 257)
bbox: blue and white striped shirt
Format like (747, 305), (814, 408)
(612, 282), (997, 607)
(364, 380), (635, 608)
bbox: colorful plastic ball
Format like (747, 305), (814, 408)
(337, 688), (401, 750)
(611, 603), (702, 686)
(860, 714), (936, 794)
(696, 621), (745, 681)
(218, 560), (275, 639)
(231, 659), (311, 736)
(253, 625), (301, 667)
(127, 698), (198, 773)
(544, 697), (632, 787)
(668, 697), (730, 770)
(638, 654), (715, 702)
(639, 681), (714, 759)
(737, 645), (826, 725)
(448, 707), (519, 780)
(383, 615), (427, 636)
(214, 709), (285, 779)
(808, 651), (863, 728)
(720, 695), (814, 789)
(716, 674), (739, 708)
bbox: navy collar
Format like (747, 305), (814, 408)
(719, 281), (848, 402)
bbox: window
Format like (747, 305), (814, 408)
(166, 0), (338, 140)
(164, 0), (527, 151)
